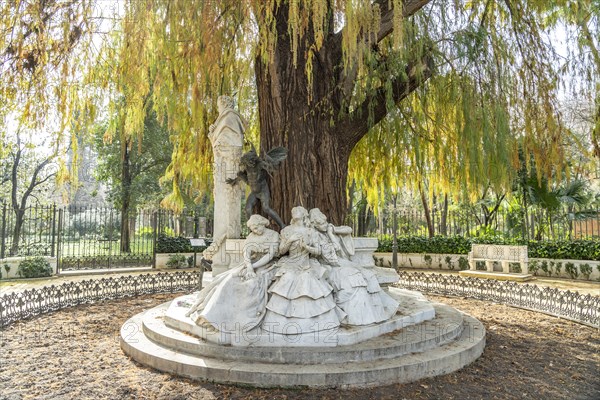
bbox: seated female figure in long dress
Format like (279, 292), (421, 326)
(262, 206), (346, 335)
(309, 208), (399, 326)
(185, 214), (279, 333)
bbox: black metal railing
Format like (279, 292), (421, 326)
(0, 271), (597, 329)
(1, 202), (597, 271)
(0, 204), (56, 258)
(347, 206), (600, 241)
(0, 203), (214, 271)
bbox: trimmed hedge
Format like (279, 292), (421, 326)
(377, 236), (600, 261)
(156, 234), (210, 254)
(18, 257), (53, 278)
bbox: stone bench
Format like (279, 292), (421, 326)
(468, 244), (528, 274)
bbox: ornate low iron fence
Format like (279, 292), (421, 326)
(0, 271), (598, 329)
(0, 271), (199, 328)
(396, 271), (600, 328)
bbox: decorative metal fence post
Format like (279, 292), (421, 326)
(50, 204), (57, 257)
(152, 211), (158, 268)
(0, 203), (6, 259)
(56, 207), (63, 272)
(108, 209), (113, 269)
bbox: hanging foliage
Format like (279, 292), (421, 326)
(1, 0), (597, 217)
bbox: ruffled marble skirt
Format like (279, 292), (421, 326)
(329, 265), (399, 325)
(262, 258), (346, 334)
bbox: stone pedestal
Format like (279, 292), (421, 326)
(210, 154), (243, 274)
(205, 96), (245, 273)
(210, 239), (245, 276)
(350, 237), (379, 267)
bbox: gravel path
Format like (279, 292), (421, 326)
(1, 294), (598, 400)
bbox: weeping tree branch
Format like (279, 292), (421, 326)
(334, 53), (435, 151)
(327, 0), (432, 56)
(320, 0), (435, 150)
(374, 0), (432, 43)
(325, 0), (432, 110)
(3, 0), (81, 69)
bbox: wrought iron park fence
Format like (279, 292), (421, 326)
(347, 206), (600, 241)
(0, 204), (57, 259)
(1, 202), (598, 272)
(0, 271), (597, 329)
(0, 203), (214, 271)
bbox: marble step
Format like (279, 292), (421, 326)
(121, 309), (485, 388)
(141, 302), (464, 365)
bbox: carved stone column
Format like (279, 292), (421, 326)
(204, 96), (244, 275)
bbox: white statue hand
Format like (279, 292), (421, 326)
(245, 265), (256, 279)
(288, 233), (302, 242)
(297, 238), (307, 249)
(238, 261), (252, 277)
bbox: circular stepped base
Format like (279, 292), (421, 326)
(120, 290), (486, 388)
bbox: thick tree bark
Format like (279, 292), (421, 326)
(256, 0), (433, 225)
(256, 2), (349, 225)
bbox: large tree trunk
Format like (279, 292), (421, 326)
(255, 5), (350, 225)
(255, 1), (432, 225)
(259, 105), (351, 225)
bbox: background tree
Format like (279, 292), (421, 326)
(94, 106), (173, 252)
(0, 128), (58, 255)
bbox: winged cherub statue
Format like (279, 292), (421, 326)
(226, 145), (287, 228)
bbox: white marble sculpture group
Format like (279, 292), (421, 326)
(186, 207), (399, 336)
(186, 95), (400, 339)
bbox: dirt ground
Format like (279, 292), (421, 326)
(0, 294), (598, 400)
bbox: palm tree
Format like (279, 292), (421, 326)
(522, 177), (592, 240)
